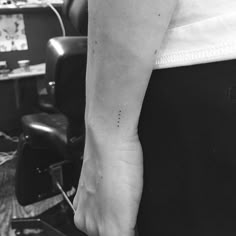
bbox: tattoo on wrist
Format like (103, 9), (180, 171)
(117, 110), (122, 127)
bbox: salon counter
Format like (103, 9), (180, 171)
(0, 3), (62, 14)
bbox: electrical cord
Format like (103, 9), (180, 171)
(36, 0), (66, 37)
(0, 131), (18, 166)
(0, 131), (19, 142)
(13, 0), (66, 36)
(44, 1), (66, 37)
(0, 151), (16, 166)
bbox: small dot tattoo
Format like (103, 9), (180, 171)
(117, 110), (122, 127)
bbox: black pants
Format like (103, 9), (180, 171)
(137, 60), (236, 236)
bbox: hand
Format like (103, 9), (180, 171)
(73, 130), (143, 236)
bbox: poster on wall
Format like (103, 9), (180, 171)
(0, 14), (28, 52)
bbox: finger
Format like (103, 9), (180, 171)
(74, 211), (85, 232)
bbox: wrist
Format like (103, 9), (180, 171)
(85, 115), (139, 145)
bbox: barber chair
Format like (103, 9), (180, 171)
(12, 38), (87, 236)
(11, 1), (88, 235)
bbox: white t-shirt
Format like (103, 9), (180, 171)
(155, 0), (236, 69)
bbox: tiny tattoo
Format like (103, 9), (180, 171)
(117, 110), (122, 127)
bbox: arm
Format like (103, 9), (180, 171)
(86, 0), (176, 141)
(73, 1), (177, 236)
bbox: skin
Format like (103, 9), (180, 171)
(73, 0), (177, 235)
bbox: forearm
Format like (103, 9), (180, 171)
(85, 0), (176, 142)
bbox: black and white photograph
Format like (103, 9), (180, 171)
(0, 0), (236, 236)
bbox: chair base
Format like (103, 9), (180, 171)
(11, 201), (87, 236)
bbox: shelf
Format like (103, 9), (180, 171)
(0, 3), (62, 14)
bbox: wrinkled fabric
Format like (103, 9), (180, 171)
(155, 0), (236, 69)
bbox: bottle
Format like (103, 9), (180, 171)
(0, 61), (10, 79)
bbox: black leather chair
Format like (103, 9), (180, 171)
(12, 1), (88, 235)
(15, 36), (87, 205)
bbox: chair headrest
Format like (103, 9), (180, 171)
(62, 0), (88, 36)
